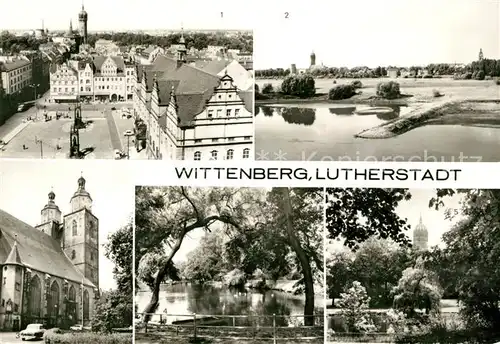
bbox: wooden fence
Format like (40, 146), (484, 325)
(136, 312), (324, 343)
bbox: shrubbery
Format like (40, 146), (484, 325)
(432, 89), (444, 97)
(261, 83), (274, 94)
(280, 74), (316, 97)
(473, 70), (485, 80)
(376, 81), (401, 99)
(43, 332), (131, 344)
(328, 85), (357, 100)
(351, 80), (363, 89)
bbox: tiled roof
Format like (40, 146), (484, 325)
(148, 55), (221, 126)
(195, 59), (231, 76)
(93, 56), (125, 72)
(0, 59), (30, 72)
(0, 209), (95, 287)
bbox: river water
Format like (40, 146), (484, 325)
(255, 104), (500, 162)
(136, 283), (323, 327)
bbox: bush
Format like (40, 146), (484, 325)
(224, 268), (246, 287)
(351, 80), (363, 89)
(261, 83), (274, 94)
(376, 81), (401, 99)
(280, 74), (316, 97)
(333, 80), (337, 84)
(328, 85), (357, 100)
(496, 79), (500, 85)
(475, 70), (485, 80)
(43, 332), (131, 344)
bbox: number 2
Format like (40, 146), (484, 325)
(285, 12), (289, 18)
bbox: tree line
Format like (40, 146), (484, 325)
(87, 32), (253, 53)
(256, 60), (500, 79)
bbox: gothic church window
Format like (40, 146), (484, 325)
(72, 220), (77, 236)
(71, 250), (76, 260)
(29, 276), (41, 316)
(83, 290), (89, 319)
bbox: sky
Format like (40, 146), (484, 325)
(0, 0), (255, 31)
(253, 0), (500, 68)
(328, 188), (465, 252)
(0, 160), (133, 291)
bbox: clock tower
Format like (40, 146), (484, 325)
(63, 176), (99, 289)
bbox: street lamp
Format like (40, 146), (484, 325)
(124, 129), (134, 159)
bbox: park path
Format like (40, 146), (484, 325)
(105, 110), (123, 151)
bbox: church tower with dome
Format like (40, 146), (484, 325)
(413, 214), (429, 250)
(63, 176), (99, 290)
(78, 4), (88, 44)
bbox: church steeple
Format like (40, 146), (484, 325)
(479, 48), (484, 61)
(40, 188), (62, 225)
(176, 25), (187, 67)
(70, 174), (93, 212)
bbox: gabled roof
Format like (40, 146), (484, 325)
(195, 59), (231, 76)
(93, 56), (125, 72)
(238, 90), (253, 113)
(0, 209), (95, 288)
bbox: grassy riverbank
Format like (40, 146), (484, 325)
(136, 332), (323, 344)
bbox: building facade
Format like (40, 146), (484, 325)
(50, 56), (136, 102)
(133, 38), (253, 161)
(0, 57), (32, 95)
(0, 176), (99, 331)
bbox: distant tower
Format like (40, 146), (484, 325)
(35, 190), (63, 240)
(413, 214), (429, 251)
(310, 50), (316, 67)
(79, 3), (88, 44)
(291, 64), (297, 75)
(176, 27), (187, 67)
(478, 48), (484, 61)
(63, 176), (100, 289)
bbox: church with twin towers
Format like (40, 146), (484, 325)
(0, 176), (99, 331)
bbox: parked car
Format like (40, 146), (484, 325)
(20, 323), (45, 340)
(69, 324), (83, 331)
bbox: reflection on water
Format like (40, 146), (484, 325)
(255, 104), (500, 162)
(136, 283), (319, 327)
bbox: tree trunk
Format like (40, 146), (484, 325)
(142, 229), (187, 323)
(280, 187), (315, 326)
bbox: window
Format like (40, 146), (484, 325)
(218, 95), (221, 99)
(15, 282), (20, 291)
(72, 220), (77, 236)
(210, 150), (218, 160)
(226, 109), (231, 116)
(80, 87), (83, 91)
(194, 139), (202, 143)
(243, 148), (250, 159)
(1, 299), (4, 307)
(30, 276), (41, 316)
(3, 277), (5, 285)
(212, 138), (219, 143)
(71, 250), (76, 259)
(216, 110), (222, 117)
(235, 109), (240, 116)
(228, 137), (235, 142)
(244, 136), (251, 140)
(194, 151), (201, 160)
(90, 251), (94, 261)
(226, 149), (234, 160)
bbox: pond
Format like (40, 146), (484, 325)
(255, 104), (500, 162)
(136, 283), (323, 327)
